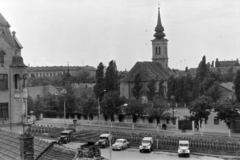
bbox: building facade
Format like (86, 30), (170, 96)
(27, 65), (96, 78)
(0, 13), (28, 125)
(120, 6), (174, 100)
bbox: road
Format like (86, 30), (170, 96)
(64, 142), (224, 160)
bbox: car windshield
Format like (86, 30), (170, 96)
(61, 133), (69, 136)
(116, 140), (123, 143)
(180, 144), (189, 146)
(99, 137), (107, 140)
(142, 140), (150, 143)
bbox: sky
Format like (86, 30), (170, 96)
(0, 0), (240, 71)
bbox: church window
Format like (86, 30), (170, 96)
(155, 47), (158, 55)
(0, 74), (8, 90)
(0, 103), (8, 119)
(158, 47), (161, 55)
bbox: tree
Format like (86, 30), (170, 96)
(174, 76), (184, 103)
(145, 97), (170, 131)
(167, 76), (175, 101)
(204, 83), (220, 103)
(215, 58), (220, 67)
(211, 60), (214, 68)
(202, 70), (223, 92)
(132, 73), (143, 100)
(188, 95), (213, 135)
(125, 100), (144, 123)
(147, 78), (156, 101)
(158, 79), (165, 99)
(182, 74), (193, 104)
(101, 91), (126, 121)
(75, 70), (91, 83)
(214, 99), (240, 137)
(94, 62), (105, 100)
(105, 60), (118, 93)
(234, 70), (240, 102)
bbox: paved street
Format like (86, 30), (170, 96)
(64, 142), (224, 160)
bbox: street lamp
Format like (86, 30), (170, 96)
(98, 90), (106, 130)
(108, 103), (128, 160)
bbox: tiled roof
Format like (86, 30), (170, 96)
(121, 61), (174, 82)
(218, 82), (234, 92)
(0, 129), (21, 160)
(38, 145), (76, 160)
(0, 128), (77, 160)
(0, 13), (10, 27)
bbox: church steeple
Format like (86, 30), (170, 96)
(151, 5), (168, 69)
(153, 6), (165, 39)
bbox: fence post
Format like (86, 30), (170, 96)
(157, 139), (158, 149)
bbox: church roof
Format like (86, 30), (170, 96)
(121, 61), (174, 82)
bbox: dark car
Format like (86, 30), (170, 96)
(95, 133), (110, 148)
(58, 130), (73, 144)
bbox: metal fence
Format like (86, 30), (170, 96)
(112, 131), (240, 156)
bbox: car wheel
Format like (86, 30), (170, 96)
(178, 154), (181, 157)
(121, 147), (123, 150)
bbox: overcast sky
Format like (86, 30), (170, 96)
(0, 0), (240, 71)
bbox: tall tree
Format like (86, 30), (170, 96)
(158, 79), (165, 99)
(234, 70), (240, 102)
(105, 60), (118, 93)
(182, 74), (193, 104)
(167, 76), (175, 101)
(215, 58), (220, 67)
(188, 95), (213, 135)
(132, 73), (143, 100)
(174, 76), (184, 103)
(147, 78), (156, 101)
(211, 60), (214, 68)
(94, 62), (105, 100)
(214, 99), (240, 137)
(204, 83), (220, 103)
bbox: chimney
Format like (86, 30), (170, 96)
(19, 133), (34, 160)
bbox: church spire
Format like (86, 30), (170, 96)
(153, 5), (165, 39)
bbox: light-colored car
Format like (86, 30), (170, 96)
(112, 139), (130, 151)
(178, 140), (190, 157)
(139, 137), (153, 153)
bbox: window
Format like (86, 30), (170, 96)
(0, 51), (6, 64)
(214, 117), (219, 125)
(14, 74), (20, 89)
(155, 47), (158, 55)
(0, 74), (8, 90)
(0, 103), (8, 119)
(158, 47), (161, 55)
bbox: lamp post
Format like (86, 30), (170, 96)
(97, 90), (106, 130)
(170, 95), (176, 125)
(108, 103), (128, 160)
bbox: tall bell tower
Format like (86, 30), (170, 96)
(152, 6), (168, 68)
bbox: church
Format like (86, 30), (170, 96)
(120, 7), (174, 100)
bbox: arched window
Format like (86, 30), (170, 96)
(159, 47), (161, 55)
(155, 47), (158, 55)
(14, 74), (20, 89)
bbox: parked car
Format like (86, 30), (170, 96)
(58, 130), (73, 144)
(112, 139), (130, 151)
(178, 140), (190, 157)
(95, 134), (110, 148)
(139, 137), (153, 153)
